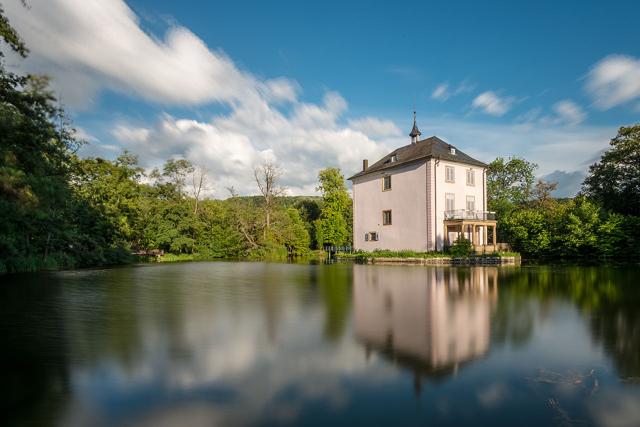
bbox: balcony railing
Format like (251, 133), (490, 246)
(444, 209), (496, 221)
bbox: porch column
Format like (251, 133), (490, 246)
(484, 225), (488, 247)
(494, 224), (498, 249)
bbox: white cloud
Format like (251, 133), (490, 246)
(585, 54), (640, 110)
(454, 79), (475, 96)
(471, 91), (514, 116)
(429, 118), (614, 177)
(112, 125), (150, 143)
(4, 0), (260, 107)
(260, 77), (301, 103)
(4, 0), (614, 201)
(432, 83), (450, 101)
(516, 100), (586, 127)
(4, 0), (394, 196)
(432, 80), (474, 102)
(551, 100), (587, 126)
(73, 126), (99, 143)
(347, 117), (401, 138)
(108, 97), (389, 196)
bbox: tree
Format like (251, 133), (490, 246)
(190, 165), (210, 214)
(487, 157), (537, 217)
(531, 179), (558, 209)
(293, 198), (322, 248)
(276, 208), (310, 256)
(73, 152), (144, 245)
(254, 162), (285, 237)
(1, 9), (131, 271)
(0, 3), (28, 58)
(582, 124), (640, 215)
(500, 209), (551, 257)
(551, 196), (600, 258)
(314, 167), (351, 247)
(148, 158), (195, 200)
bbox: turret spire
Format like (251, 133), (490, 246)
(409, 110), (421, 144)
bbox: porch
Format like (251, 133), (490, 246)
(443, 210), (498, 253)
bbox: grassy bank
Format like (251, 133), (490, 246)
(153, 250), (328, 264)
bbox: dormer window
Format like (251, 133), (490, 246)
(450, 146), (456, 155)
(390, 155), (398, 163)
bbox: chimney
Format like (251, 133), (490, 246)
(363, 159), (369, 171)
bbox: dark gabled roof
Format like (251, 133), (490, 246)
(348, 136), (488, 180)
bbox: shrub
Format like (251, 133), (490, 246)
(448, 236), (473, 257)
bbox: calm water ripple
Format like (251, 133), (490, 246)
(1, 262), (639, 426)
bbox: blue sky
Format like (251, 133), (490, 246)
(4, 0), (640, 196)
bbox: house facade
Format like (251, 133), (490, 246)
(349, 114), (497, 252)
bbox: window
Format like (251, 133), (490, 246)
(445, 166), (455, 183)
(466, 195), (475, 212)
(383, 175), (391, 191)
(383, 210), (392, 225)
(365, 232), (378, 241)
(466, 169), (475, 186)
(390, 154), (398, 163)
(445, 193), (455, 212)
(450, 147), (456, 155)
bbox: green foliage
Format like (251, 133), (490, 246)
(294, 197), (322, 248)
(448, 236), (473, 257)
(0, 15), (135, 272)
(501, 209), (551, 257)
(314, 167), (351, 247)
(0, 3), (28, 58)
(487, 156), (537, 218)
(488, 129), (640, 262)
(582, 124), (640, 216)
(279, 208), (311, 256)
(499, 195), (640, 260)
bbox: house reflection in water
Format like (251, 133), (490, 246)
(354, 265), (498, 392)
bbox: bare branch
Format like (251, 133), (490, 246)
(253, 162), (286, 234)
(190, 165), (210, 214)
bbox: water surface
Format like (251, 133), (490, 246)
(2, 262), (639, 426)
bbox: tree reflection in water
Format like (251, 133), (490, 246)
(2, 262), (640, 427)
(496, 266), (640, 380)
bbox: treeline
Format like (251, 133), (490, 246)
(487, 124), (640, 261)
(73, 155), (353, 262)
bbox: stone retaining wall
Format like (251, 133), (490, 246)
(360, 256), (520, 265)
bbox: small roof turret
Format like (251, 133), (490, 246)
(409, 111), (421, 143)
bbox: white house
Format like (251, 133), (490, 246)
(349, 114), (497, 252)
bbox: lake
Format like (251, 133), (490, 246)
(1, 262), (639, 427)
